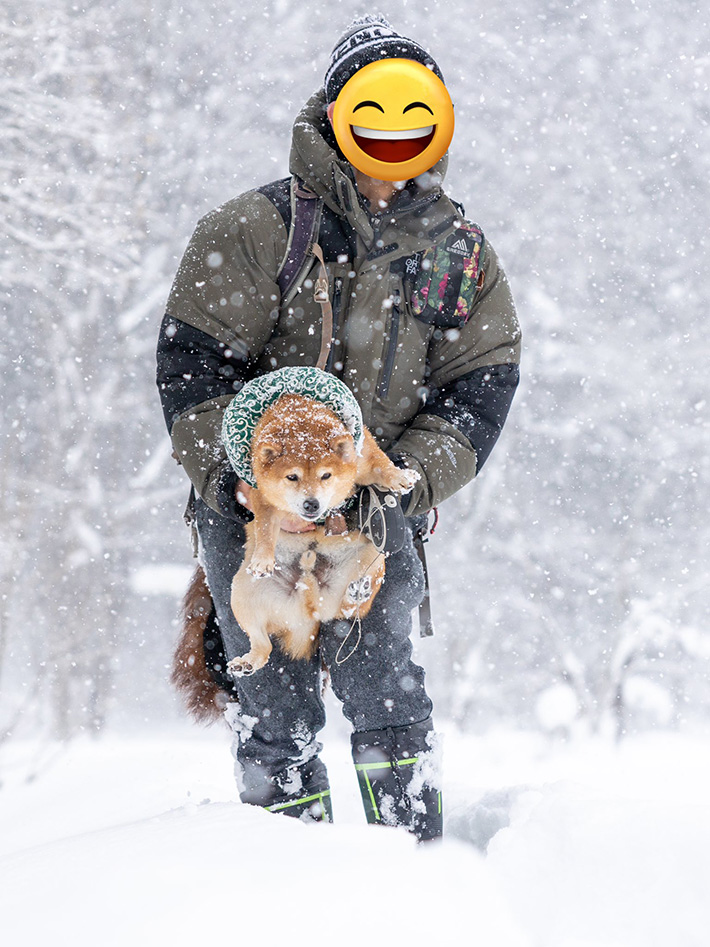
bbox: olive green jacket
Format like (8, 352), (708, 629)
(160, 90), (521, 517)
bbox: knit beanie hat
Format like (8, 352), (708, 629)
(324, 15), (444, 103)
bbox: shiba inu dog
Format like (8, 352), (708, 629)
(227, 393), (418, 676)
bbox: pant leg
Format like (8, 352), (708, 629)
(321, 524), (441, 838)
(195, 499), (329, 811)
(319, 521), (433, 732)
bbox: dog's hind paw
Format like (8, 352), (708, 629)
(227, 656), (258, 677)
(227, 658), (254, 677)
(345, 574), (373, 604)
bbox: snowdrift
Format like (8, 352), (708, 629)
(1, 728), (709, 947)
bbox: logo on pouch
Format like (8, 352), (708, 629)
(449, 237), (472, 256)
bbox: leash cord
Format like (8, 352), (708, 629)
(334, 543), (383, 666)
(334, 613), (362, 666)
(336, 488), (400, 663)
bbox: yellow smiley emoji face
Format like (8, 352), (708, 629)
(331, 58), (454, 182)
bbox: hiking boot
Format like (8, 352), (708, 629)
(264, 788), (333, 823)
(351, 718), (442, 841)
(230, 738), (333, 824)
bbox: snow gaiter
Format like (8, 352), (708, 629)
(351, 717), (442, 841)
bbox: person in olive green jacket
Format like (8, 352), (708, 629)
(157, 16), (520, 840)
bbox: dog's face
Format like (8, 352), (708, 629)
(253, 433), (358, 521)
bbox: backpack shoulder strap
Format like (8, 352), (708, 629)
(276, 178), (324, 305)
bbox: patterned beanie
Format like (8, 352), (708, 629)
(221, 366), (364, 488)
(324, 14), (444, 103)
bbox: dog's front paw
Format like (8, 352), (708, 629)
(246, 556), (277, 579)
(397, 468), (421, 494)
(379, 467), (421, 495)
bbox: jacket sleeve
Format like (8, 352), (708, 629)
(391, 242), (521, 516)
(156, 191), (288, 516)
(156, 315), (251, 518)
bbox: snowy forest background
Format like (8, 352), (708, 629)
(2, 0), (708, 747)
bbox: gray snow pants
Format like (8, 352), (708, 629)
(195, 497), (433, 811)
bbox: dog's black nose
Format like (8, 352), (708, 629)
(302, 498), (320, 516)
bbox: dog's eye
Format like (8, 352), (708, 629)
(321, 473), (332, 481)
(285, 473), (299, 482)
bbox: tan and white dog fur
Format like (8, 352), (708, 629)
(227, 393), (418, 677)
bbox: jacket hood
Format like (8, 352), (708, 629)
(289, 89), (450, 223)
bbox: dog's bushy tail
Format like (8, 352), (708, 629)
(171, 565), (226, 724)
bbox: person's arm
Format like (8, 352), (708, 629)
(156, 191), (288, 518)
(390, 242), (521, 516)
(156, 314), (252, 518)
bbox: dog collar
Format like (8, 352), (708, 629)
(221, 366), (364, 487)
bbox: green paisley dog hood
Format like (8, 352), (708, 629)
(221, 366), (364, 487)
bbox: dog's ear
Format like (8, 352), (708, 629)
(255, 441), (280, 465)
(330, 434), (355, 462)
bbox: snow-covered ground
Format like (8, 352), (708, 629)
(2, 710), (709, 947)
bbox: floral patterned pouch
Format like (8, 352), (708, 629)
(409, 223), (485, 328)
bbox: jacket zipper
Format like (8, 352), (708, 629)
(325, 276), (343, 373)
(377, 290), (401, 400)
